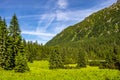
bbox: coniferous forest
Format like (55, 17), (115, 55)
(0, 0), (120, 80)
(0, 14), (29, 72)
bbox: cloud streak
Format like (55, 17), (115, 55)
(57, 0), (68, 9)
(36, 13), (55, 32)
(22, 29), (56, 44)
(22, 30), (55, 37)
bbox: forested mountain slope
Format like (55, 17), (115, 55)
(46, 2), (120, 47)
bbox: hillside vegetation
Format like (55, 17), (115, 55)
(46, 2), (120, 70)
(46, 3), (120, 47)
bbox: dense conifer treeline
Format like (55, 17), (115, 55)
(25, 0), (120, 70)
(0, 15), (29, 72)
(0, 14), (119, 70)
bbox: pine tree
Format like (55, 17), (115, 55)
(8, 14), (21, 69)
(0, 18), (8, 68)
(14, 42), (30, 72)
(49, 47), (64, 69)
(5, 14), (30, 72)
(4, 37), (14, 70)
(0, 16), (3, 67)
(77, 48), (87, 68)
(26, 41), (34, 63)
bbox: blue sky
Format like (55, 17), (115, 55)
(0, 0), (117, 44)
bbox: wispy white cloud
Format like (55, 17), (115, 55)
(36, 13), (55, 32)
(18, 15), (40, 19)
(5, 14), (41, 20)
(57, 0), (68, 9)
(53, 24), (68, 33)
(22, 30), (55, 37)
(55, 9), (95, 22)
(56, 10), (69, 21)
(22, 30), (56, 44)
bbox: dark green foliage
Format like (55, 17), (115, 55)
(89, 61), (100, 66)
(46, 3), (120, 70)
(9, 14), (21, 37)
(14, 43), (29, 72)
(4, 36), (14, 70)
(62, 47), (78, 64)
(0, 15), (29, 72)
(49, 47), (64, 69)
(26, 41), (35, 63)
(0, 18), (8, 68)
(77, 48), (87, 68)
(8, 14), (21, 69)
(25, 41), (51, 62)
(9, 14), (29, 72)
(104, 45), (120, 70)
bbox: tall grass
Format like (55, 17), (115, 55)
(0, 60), (120, 80)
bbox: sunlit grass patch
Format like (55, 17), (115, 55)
(0, 60), (120, 80)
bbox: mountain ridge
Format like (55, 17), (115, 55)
(46, 2), (120, 47)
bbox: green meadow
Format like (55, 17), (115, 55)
(0, 61), (120, 80)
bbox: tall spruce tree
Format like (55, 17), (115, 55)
(8, 14), (29, 72)
(0, 18), (8, 68)
(14, 42), (30, 72)
(49, 47), (64, 69)
(0, 17), (3, 67)
(7, 14), (21, 69)
(4, 36), (14, 70)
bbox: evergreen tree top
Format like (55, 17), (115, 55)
(9, 14), (21, 35)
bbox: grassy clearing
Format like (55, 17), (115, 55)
(0, 61), (120, 80)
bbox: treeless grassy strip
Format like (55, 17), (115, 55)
(0, 61), (120, 80)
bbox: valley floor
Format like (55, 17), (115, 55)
(0, 61), (120, 80)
